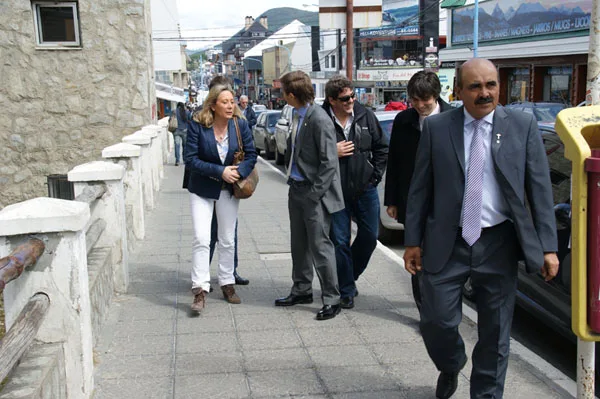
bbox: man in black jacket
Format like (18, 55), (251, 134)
(384, 71), (452, 310)
(322, 75), (388, 309)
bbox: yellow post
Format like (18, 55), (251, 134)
(555, 106), (600, 341)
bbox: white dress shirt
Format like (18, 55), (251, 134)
(460, 109), (511, 228)
(330, 108), (354, 140)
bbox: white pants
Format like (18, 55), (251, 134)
(190, 191), (239, 292)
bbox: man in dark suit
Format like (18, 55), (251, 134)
(403, 58), (559, 398)
(385, 71), (452, 310)
(274, 71), (344, 321)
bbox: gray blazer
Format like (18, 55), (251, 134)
(405, 105), (557, 274)
(287, 104), (344, 214)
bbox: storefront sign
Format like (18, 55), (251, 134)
(437, 68), (456, 103)
(452, 0), (591, 45)
(359, 0), (419, 38)
(357, 68), (421, 81)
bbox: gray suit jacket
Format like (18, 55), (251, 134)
(405, 105), (557, 274)
(287, 104), (344, 214)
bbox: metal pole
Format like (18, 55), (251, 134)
(577, 1), (600, 397)
(473, 0), (479, 57)
(346, 0), (354, 80)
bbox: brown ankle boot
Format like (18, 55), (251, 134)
(221, 284), (241, 304)
(191, 288), (206, 312)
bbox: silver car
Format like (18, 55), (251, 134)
(274, 104), (294, 166)
(375, 111), (403, 243)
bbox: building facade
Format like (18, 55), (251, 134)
(440, 0), (590, 106)
(0, 1), (154, 208)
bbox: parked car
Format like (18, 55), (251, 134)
(274, 104), (294, 165)
(374, 111), (402, 243)
(253, 104), (267, 112)
(252, 110), (281, 160)
(515, 126), (572, 338)
(504, 102), (567, 129)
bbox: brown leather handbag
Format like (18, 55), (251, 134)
(232, 117), (259, 199)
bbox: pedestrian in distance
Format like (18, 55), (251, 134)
(322, 74), (388, 309)
(384, 70), (452, 310)
(239, 95), (257, 130)
(184, 84), (257, 313)
(173, 102), (190, 166)
(403, 58), (559, 399)
(274, 70), (344, 321)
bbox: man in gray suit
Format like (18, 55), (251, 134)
(274, 71), (344, 321)
(403, 58), (559, 398)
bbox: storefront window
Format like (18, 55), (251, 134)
(507, 68), (529, 103)
(359, 39), (422, 68)
(543, 66), (572, 105)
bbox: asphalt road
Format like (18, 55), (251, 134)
(263, 155), (598, 395)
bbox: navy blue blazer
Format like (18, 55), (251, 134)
(184, 117), (257, 199)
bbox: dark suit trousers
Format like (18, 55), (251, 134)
(420, 221), (519, 399)
(288, 183), (340, 306)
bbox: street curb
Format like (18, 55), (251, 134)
(258, 155), (577, 398)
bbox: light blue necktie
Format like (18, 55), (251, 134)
(462, 119), (485, 246)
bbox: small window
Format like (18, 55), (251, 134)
(330, 55), (336, 69)
(32, 1), (80, 47)
(325, 56), (330, 69)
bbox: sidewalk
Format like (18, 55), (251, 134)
(93, 160), (572, 398)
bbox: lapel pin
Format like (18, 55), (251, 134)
(496, 133), (502, 144)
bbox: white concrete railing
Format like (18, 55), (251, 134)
(0, 123), (169, 399)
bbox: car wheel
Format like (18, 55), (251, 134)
(275, 148), (284, 165)
(264, 139), (274, 160)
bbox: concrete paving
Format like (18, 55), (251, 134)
(93, 159), (573, 398)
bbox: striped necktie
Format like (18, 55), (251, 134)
(462, 118), (485, 246)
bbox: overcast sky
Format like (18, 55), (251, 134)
(176, 0), (317, 49)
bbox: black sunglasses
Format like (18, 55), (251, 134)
(337, 92), (356, 102)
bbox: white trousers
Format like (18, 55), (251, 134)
(190, 191), (239, 291)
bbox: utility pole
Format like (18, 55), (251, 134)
(576, 2), (599, 398)
(346, 0), (353, 80)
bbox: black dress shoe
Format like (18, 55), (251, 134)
(274, 294), (313, 306)
(435, 357), (467, 399)
(234, 272), (249, 285)
(340, 296), (354, 309)
(316, 304), (341, 320)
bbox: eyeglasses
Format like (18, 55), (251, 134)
(337, 92), (355, 102)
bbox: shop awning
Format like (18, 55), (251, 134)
(440, 0), (466, 8)
(156, 89), (186, 103)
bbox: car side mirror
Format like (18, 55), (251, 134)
(277, 118), (289, 126)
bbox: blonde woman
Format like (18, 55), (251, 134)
(184, 84), (257, 313)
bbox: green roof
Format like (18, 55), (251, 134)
(440, 0), (466, 8)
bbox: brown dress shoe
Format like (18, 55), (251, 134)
(191, 288), (206, 313)
(221, 284), (241, 304)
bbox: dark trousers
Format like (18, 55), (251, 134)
(420, 221), (519, 399)
(330, 185), (379, 298)
(209, 209), (239, 271)
(288, 182), (340, 306)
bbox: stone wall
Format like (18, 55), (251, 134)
(0, 0), (155, 209)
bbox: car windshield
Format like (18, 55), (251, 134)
(267, 113), (281, 127)
(379, 119), (394, 138)
(533, 104), (565, 122)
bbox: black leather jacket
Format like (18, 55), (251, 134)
(322, 100), (388, 200)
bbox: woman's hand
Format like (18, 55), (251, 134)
(222, 165), (240, 183)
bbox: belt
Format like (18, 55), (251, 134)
(287, 178), (310, 187)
